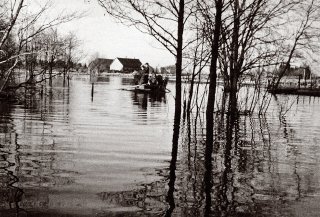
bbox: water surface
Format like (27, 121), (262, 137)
(0, 76), (320, 216)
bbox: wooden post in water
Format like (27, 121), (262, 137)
(90, 71), (98, 101)
(91, 82), (94, 101)
(67, 74), (70, 87)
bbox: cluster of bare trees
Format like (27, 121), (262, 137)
(0, 0), (83, 94)
(98, 0), (320, 116)
(97, 0), (320, 215)
(17, 29), (81, 88)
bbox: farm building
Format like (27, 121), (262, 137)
(110, 58), (142, 73)
(279, 62), (311, 79)
(88, 58), (113, 74)
(160, 65), (176, 75)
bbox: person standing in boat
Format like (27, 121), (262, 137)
(139, 63), (150, 85)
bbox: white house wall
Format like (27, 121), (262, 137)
(110, 59), (123, 71)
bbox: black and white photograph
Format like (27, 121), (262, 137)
(1, 0), (320, 216)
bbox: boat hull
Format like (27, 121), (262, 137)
(268, 88), (320, 97)
(121, 86), (168, 94)
(132, 87), (167, 94)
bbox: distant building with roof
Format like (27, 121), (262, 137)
(160, 65), (176, 75)
(279, 62), (311, 79)
(110, 58), (142, 73)
(88, 58), (113, 74)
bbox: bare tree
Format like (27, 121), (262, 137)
(196, 0), (224, 215)
(97, 1), (195, 213)
(182, 21), (210, 120)
(271, 0), (320, 89)
(219, 0), (289, 101)
(0, 0), (24, 49)
(0, 0), (24, 92)
(64, 32), (81, 76)
(0, 0), (85, 93)
(97, 0), (197, 113)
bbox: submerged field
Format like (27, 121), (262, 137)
(0, 75), (320, 216)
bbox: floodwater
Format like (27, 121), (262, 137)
(0, 75), (320, 216)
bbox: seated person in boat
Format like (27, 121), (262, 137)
(132, 70), (142, 85)
(156, 75), (168, 90)
(148, 71), (157, 89)
(149, 73), (168, 91)
(133, 63), (168, 91)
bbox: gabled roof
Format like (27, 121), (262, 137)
(89, 58), (113, 68)
(116, 58), (142, 68)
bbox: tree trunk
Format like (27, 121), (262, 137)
(49, 55), (54, 87)
(272, 49), (295, 89)
(166, 1), (185, 216)
(186, 72), (196, 120)
(204, 0), (223, 215)
(0, 0), (24, 49)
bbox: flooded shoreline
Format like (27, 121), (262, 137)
(1, 75), (320, 216)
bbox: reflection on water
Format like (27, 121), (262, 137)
(0, 76), (320, 216)
(132, 92), (167, 111)
(0, 76), (172, 216)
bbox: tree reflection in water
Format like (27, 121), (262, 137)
(0, 81), (74, 216)
(132, 93), (148, 110)
(1, 78), (320, 216)
(0, 102), (25, 215)
(132, 92), (167, 110)
(160, 92), (320, 217)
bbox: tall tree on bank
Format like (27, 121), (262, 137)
(97, 0), (192, 214)
(197, 0), (223, 214)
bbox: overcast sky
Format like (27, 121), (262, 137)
(29, 0), (175, 67)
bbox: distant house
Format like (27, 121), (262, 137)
(160, 65), (176, 74)
(88, 58), (113, 74)
(279, 63), (311, 79)
(110, 58), (142, 73)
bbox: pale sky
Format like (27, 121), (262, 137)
(28, 0), (175, 67)
(26, 0), (320, 74)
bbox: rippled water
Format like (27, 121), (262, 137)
(1, 75), (320, 216)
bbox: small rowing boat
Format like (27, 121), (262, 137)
(122, 84), (169, 94)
